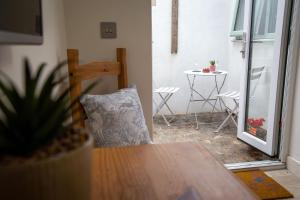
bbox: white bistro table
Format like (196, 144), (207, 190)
(184, 69), (228, 129)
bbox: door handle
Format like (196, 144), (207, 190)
(240, 32), (247, 59)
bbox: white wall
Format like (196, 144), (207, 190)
(0, 0), (67, 88)
(152, 0), (231, 114)
(63, 0), (153, 134)
(287, 49), (300, 177)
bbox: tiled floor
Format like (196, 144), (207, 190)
(153, 113), (275, 164)
(266, 170), (300, 200)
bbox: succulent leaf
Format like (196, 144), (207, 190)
(0, 58), (94, 156)
(209, 60), (216, 65)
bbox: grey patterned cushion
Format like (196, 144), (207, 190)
(80, 87), (151, 147)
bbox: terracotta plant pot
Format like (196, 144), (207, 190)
(0, 135), (93, 200)
(210, 65), (216, 72)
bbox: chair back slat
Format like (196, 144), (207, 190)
(67, 48), (128, 127)
(250, 66), (265, 80)
(249, 66), (265, 96)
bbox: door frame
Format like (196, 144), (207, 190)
(225, 0), (298, 170)
(237, 0), (292, 156)
(279, 0), (300, 162)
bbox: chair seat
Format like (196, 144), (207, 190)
(218, 91), (240, 100)
(154, 87), (180, 94)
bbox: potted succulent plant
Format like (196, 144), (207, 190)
(209, 60), (216, 72)
(0, 59), (95, 200)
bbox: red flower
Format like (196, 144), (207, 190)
(247, 118), (265, 127)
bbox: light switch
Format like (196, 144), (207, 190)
(100, 22), (117, 39)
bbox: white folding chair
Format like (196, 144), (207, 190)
(215, 66), (265, 132)
(153, 87), (180, 126)
(214, 91), (240, 132)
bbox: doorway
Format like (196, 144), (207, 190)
(152, 0), (293, 165)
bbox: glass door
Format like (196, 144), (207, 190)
(238, 0), (291, 156)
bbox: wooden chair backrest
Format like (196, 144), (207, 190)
(67, 48), (128, 127)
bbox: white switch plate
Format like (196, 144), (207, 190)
(100, 22), (117, 39)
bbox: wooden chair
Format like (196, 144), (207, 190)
(67, 48), (128, 127)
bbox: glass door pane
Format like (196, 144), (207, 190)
(235, 0), (245, 31)
(238, 0), (290, 156)
(244, 0), (279, 142)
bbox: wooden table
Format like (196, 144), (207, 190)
(92, 142), (258, 200)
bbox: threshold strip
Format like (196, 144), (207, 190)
(225, 160), (286, 171)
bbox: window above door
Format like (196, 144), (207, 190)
(230, 0), (245, 38)
(231, 0), (278, 41)
(252, 0), (278, 40)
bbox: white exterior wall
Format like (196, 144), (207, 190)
(152, 0), (231, 114)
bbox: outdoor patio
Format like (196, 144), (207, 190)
(153, 113), (274, 164)
(152, 0), (277, 164)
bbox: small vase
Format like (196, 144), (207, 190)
(210, 65), (216, 72)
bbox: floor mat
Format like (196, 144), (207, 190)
(235, 170), (293, 199)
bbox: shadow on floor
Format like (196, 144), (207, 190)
(153, 112), (276, 164)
